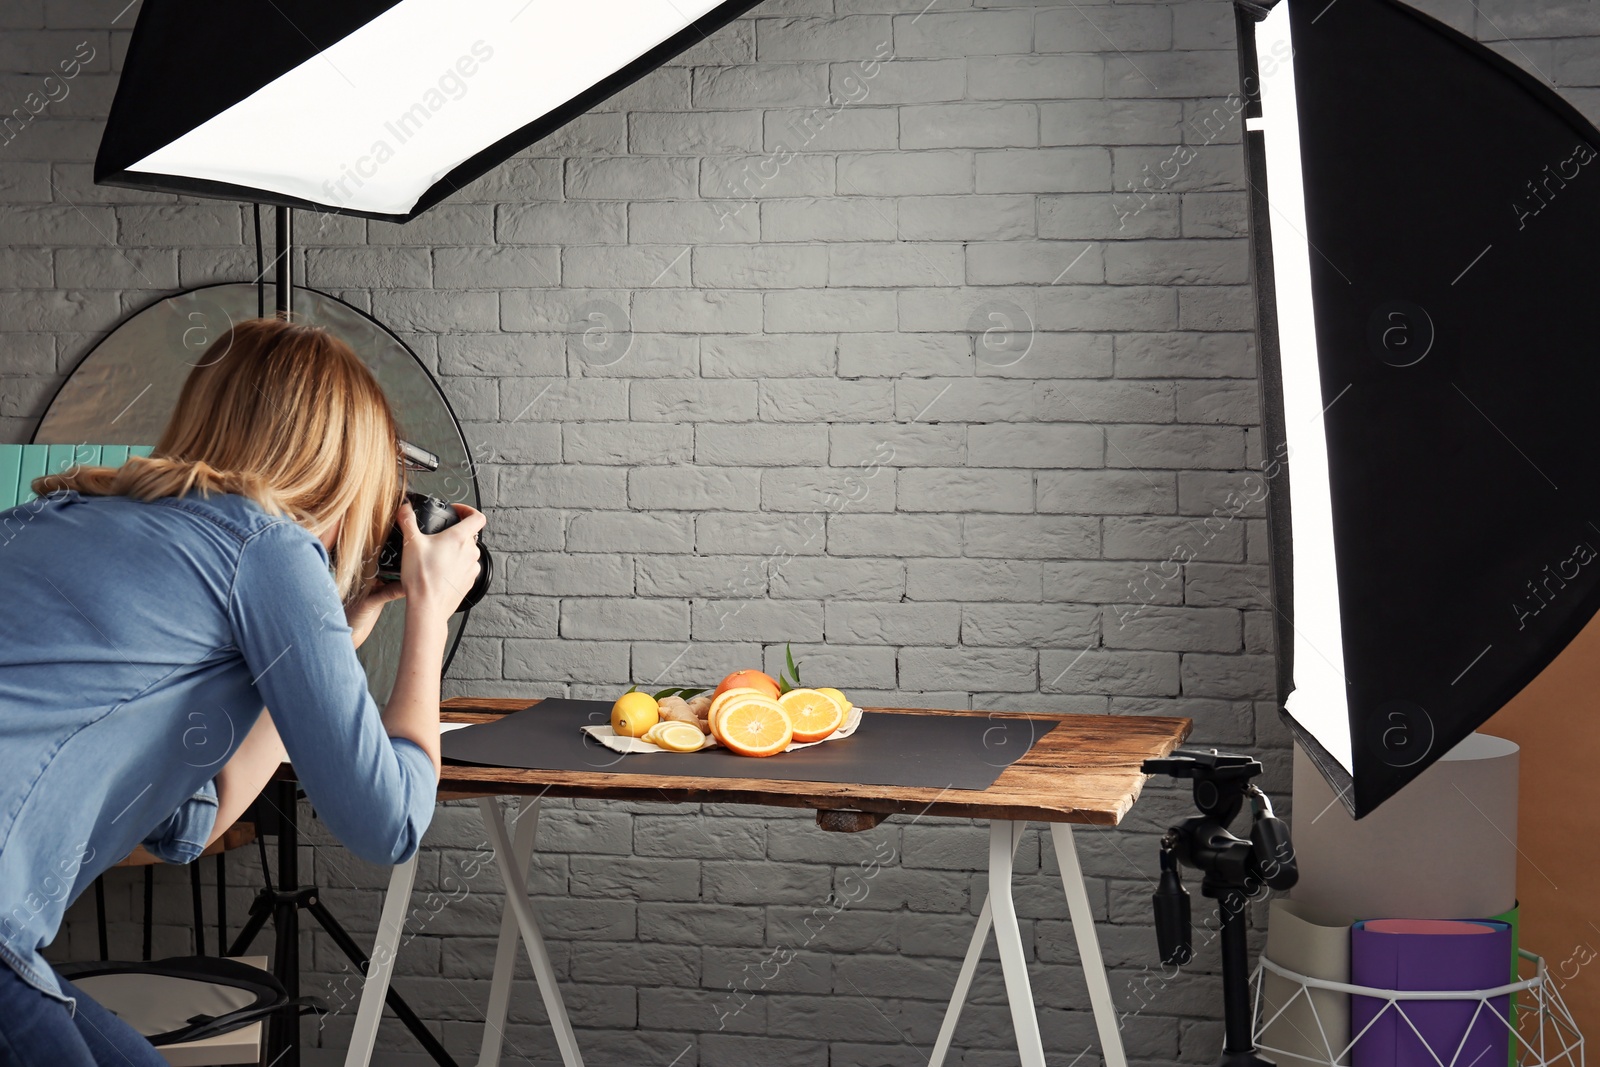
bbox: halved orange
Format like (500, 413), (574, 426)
(709, 691), (771, 743)
(709, 687), (763, 719)
(718, 697), (794, 757)
(778, 688), (845, 743)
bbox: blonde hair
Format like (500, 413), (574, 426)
(36, 318), (402, 602)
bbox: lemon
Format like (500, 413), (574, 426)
(817, 687), (851, 711)
(655, 722), (708, 752)
(612, 691), (660, 737)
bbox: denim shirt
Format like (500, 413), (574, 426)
(0, 489), (436, 1003)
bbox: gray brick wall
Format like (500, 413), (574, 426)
(2, 0), (1587, 1063)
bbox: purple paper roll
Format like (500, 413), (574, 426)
(1351, 919), (1512, 1067)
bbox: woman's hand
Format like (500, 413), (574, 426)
(346, 577), (407, 649)
(382, 502), (484, 779)
(396, 500), (485, 626)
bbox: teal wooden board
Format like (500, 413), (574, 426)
(2, 444), (148, 506)
(0, 446), (20, 510)
(46, 443), (77, 475)
(17, 445), (47, 504)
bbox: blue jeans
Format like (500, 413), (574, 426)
(0, 960), (166, 1067)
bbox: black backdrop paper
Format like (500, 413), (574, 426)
(441, 699), (1055, 792)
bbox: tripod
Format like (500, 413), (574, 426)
(1141, 749), (1298, 1067)
(228, 780), (459, 1067)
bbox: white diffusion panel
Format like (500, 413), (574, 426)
(127, 0), (725, 216)
(1254, 1), (1353, 774)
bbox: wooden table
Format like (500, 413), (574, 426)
(341, 698), (1192, 1067)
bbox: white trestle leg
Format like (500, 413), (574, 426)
(476, 797), (543, 1067)
(343, 853), (419, 1067)
(928, 820), (1024, 1067)
(476, 797), (584, 1067)
(928, 820), (1130, 1067)
(1051, 822), (1127, 1067)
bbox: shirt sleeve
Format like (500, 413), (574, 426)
(141, 778), (219, 864)
(227, 520), (436, 866)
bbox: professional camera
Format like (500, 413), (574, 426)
(376, 491), (492, 614)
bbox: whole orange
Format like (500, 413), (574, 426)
(713, 669), (780, 700)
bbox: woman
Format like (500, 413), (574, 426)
(0, 318), (483, 1065)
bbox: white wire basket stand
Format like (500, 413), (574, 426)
(1251, 949), (1584, 1067)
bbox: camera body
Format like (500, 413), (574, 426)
(376, 492), (491, 614)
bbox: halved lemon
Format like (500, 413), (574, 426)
(654, 721), (708, 752)
(778, 688), (846, 743)
(719, 697), (794, 757)
(816, 687), (852, 712)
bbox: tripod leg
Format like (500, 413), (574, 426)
(479, 797), (584, 1067)
(478, 798), (542, 1067)
(989, 819), (1045, 1067)
(190, 860), (206, 956)
(342, 854), (420, 1067)
(217, 852), (227, 955)
(142, 866), (153, 961)
(1050, 823), (1128, 1067)
(269, 780), (302, 1067)
(929, 821), (1022, 1067)
(93, 878), (108, 961)
(228, 890), (273, 957)
(307, 895), (458, 1067)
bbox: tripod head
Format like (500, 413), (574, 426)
(1139, 748), (1297, 1066)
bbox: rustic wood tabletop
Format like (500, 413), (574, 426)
(428, 697), (1192, 826)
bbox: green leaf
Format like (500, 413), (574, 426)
(785, 643), (799, 683)
(652, 686), (711, 700)
(624, 685), (638, 695)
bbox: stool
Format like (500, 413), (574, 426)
(94, 822), (257, 961)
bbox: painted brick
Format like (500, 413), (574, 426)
(826, 601), (961, 644)
(962, 515), (1100, 559)
(892, 12), (1034, 58)
(697, 422), (829, 466)
(828, 513), (962, 557)
(766, 287), (897, 331)
(901, 195), (1037, 241)
(693, 63), (830, 108)
(839, 151), (971, 200)
(693, 243), (828, 288)
(1039, 6), (1173, 52)
(830, 242), (965, 287)
(832, 59), (965, 104)
(970, 55), (1106, 100)
(630, 466), (764, 510)
(901, 103), (1039, 149)
(906, 559), (1042, 601)
(762, 196), (900, 241)
(702, 334), (836, 377)
(968, 423), (1103, 468)
(630, 110), (764, 154)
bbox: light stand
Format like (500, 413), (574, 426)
(229, 206), (461, 1067)
(1141, 748), (1298, 1067)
